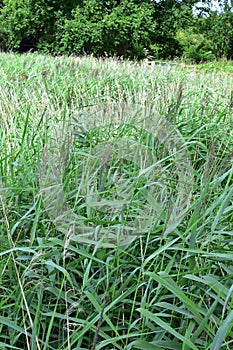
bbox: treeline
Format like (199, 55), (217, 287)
(0, 0), (233, 62)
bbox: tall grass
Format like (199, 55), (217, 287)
(0, 52), (233, 349)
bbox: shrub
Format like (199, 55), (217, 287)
(176, 29), (215, 62)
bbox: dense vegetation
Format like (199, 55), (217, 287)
(0, 0), (233, 61)
(0, 52), (233, 349)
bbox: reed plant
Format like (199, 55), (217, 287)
(0, 53), (233, 349)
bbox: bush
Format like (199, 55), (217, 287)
(53, 0), (155, 58)
(176, 29), (215, 62)
(0, 0), (155, 58)
(0, 0), (79, 52)
(0, 0), (31, 50)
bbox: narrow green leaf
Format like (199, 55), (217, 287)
(138, 308), (198, 350)
(210, 310), (233, 350)
(0, 247), (35, 257)
(129, 340), (163, 350)
(0, 316), (29, 335)
(0, 342), (23, 350)
(130, 339), (182, 350)
(142, 237), (180, 268)
(211, 187), (233, 232)
(146, 272), (204, 321)
(45, 260), (73, 286)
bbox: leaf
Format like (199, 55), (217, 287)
(211, 187), (233, 232)
(146, 272), (204, 321)
(138, 308), (198, 350)
(0, 247), (35, 257)
(45, 260), (73, 286)
(222, 284), (233, 317)
(129, 340), (163, 350)
(130, 339), (182, 350)
(0, 342), (23, 350)
(0, 316), (29, 335)
(210, 310), (233, 350)
(142, 237), (180, 268)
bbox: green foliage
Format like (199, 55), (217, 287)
(0, 0), (155, 57)
(1, 1), (233, 61)
(0, 0), (79, 51)
(204, 11), (233, 59)
(52, 0), (155, 58)
(152, 0), (195, 59)
(52, 1), (107, 56)
(0, 0), (31, 50)
(176, 28), (215, 62)
(1, 53), (233, 349)
(101, 0), (155, 57)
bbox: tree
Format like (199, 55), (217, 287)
(151, 0), (196, 58)
(0, 0), (79, 51)
(49, 0), (156, 58)
(1, 0), (232, 61)
(205, 10), (233, 58)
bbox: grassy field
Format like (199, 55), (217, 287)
(0, 53), (233, 350)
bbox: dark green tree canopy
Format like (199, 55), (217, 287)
(0, 0), (232, 61)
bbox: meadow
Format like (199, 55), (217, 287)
(0, 53), (233, 350)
